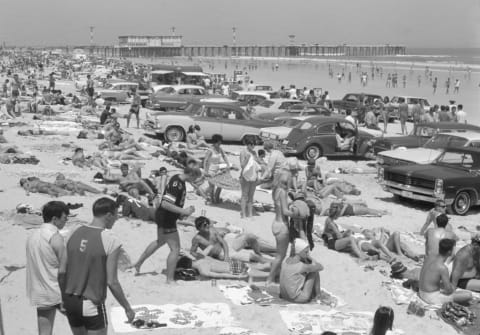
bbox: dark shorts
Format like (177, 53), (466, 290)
(457, 278), (473, 289)
(327, 238), (337, 250)
(86, 87), (94, 97)
(342, 204), (355, 216)
(63, 295), (107, 331)
(155, 208), (179, 232)
(129, 105), (140, 114)
(12, 89), (19, 98)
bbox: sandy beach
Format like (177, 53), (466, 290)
(1, 55), (480, 335)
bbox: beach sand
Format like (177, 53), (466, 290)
(1, 57), (479, 334)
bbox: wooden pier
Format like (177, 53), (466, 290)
(88, 44), (405, 59)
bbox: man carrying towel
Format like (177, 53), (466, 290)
(279, 238), (324, 303)
(26, 201), (69, 335)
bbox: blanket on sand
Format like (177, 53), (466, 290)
(218, 283), (346, 308)
(280, 309), (404, 335)
(110, 303), (235, 333)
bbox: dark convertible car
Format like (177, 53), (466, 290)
(378, 147), (480, 215)
(372, 122), (480, 154)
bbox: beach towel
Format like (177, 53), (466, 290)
(219, 327), (269, 335)
(279, 309), (404, 335)
(110, 303), (235, 333)
(382, 280), (441, 310)
(218, 284), (346, 308)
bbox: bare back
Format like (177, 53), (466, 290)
(419, 256), (448, 292)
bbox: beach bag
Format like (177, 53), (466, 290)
(242, 154), (260, 182)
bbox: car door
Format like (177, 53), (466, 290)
(314, 122), (337, 155)
(194, 107), (224, 140)
(218, 107), (250, 141)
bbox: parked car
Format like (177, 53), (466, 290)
(96, 81), (144, 104)
(253, 85), (273, 92)
(378, 147), (480, 215)
(372, 122), (480, 154)
(146, 85), (208, 111)
(257, 104), (331, 121)
(332, 93), (383, 121)
(230, 91), (278, 106)
(145, 102), (274, 143)
(252, 99), (303, 116)
(377, 131), (480, 167)
(260, 116), (376, 160)
(390, 96), (431, 119)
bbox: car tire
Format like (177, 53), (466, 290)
(303, 145), (323, 161)
(165, 126), (185, 143)
(452, 191), (472, 215)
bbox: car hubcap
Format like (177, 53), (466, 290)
(307, 147), (319, 159)
(168, 129), (181, 141)
(456, 194), (470, 213)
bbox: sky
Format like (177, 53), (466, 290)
(0, 0), (479, 48)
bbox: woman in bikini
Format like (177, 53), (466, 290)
(186, 125), (209, 150)
(266, 170), (303, 286)
(322, 202), (371, 260)
(204, 134), (231, 204)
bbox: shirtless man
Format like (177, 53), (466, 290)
(424, 214), (457, 256)
(104, 163), (154, 197)
(192, 256), (270, 280)
(451, 235), (480, 292)
(419, 238), (472, 305)
(190, 216), (230, 260)
(420, 200), (452, 235)
(20, 177), (72, 197)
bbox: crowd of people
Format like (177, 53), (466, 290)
(0, 50), (478, 335)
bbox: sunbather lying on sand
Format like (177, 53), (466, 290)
(102, 148), (151, 160)
(191, 216), (272, 263)
(361, 228), (421, 261)
(192, 256), (270, 280)
(71, 148), (108, 169)
(103, 163), (155, 197)
(116, 194), (156, 221)
(312, 197), (388, 217)
(20, 177), (72, 197)
(54, 173), (102, 195)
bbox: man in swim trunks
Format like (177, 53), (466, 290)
(451, 235), (480, 292)
(126, 88), (141, 128)
(279, 238), (324, 303)
(419, 238), (471, 305)
(424, 214), (457, 256)
(54, 173), (102, 195)
(190, 216), (230, 260)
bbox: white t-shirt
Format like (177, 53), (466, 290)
(289, 88), (297, 99)
(456, 110), (467, 123)
(345, 115), (356, 125)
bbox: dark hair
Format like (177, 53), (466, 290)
(346, 109), (352, 116)
(258, 149), (266, 157)
(458, 104), (463, 109)
(115, 194), (128, 207)
(371, 306), (394, 335)
(74, 147), (83, 153)
(212, 134), (223, 144)
(120, 163), (129, 169)
(436, 213), (449, 228)
(159, 167), (167, 173)
(188, 125), (195, 133)
(42, 201), (69, 223)
(184, 166), (202, 179)
(398, 97), (405, 103)
(92, 197), (118, 217)
(194, 216), (210, 230)
(321, 332), (337, 335)
(439, 238), (456, 256)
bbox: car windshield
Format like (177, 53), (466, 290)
(424, 134), (468, 149)
(414, 126), (436, 137)
(281, 119), (303, 127)
(187, 104), (202, 115)
(295, 121), (313, 130)
(259, 100), (274, 108)
(435, 151), (478, 169)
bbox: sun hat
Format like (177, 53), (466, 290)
(294, 238), (310, 255)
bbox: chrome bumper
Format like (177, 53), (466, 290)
(381, 180), (452, 204)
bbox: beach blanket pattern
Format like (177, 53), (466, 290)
(110, 303), (235, 333)
(279, 309), (404, 335)
(218, 284), (346, 308)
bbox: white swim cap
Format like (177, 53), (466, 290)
(294, 238), (309, 255)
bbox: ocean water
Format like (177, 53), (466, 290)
(404, 48), (480, 66)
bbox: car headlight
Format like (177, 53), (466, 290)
(377, 167), (384, 182)
(434, 179), (444, 196)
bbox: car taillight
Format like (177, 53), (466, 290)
(434, 179), (444, 196)
(377, 167), (384, 182)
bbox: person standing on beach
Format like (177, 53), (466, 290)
(398, 98), (408, 135)
(61, 197), (135, 334)
(417, 75), (421, 87)
(86, 74), (95, 106)
(133, 167), (199, 282)
(445, 78), (451, 94)
(456, 104), (466, 123)
(26, 201), (69, 335)
(433, 77), (438, 94)
(126, 88), (141, 128)
(454, 79), (460, 93)
(385, 74), (391, 88)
